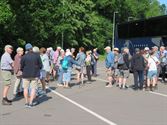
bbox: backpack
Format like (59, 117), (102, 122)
(118, 54), (125, 65)
(62, 57), (68, 70)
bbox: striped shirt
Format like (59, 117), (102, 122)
(1, 52), (13, 70)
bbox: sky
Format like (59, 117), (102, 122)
(159, 0), (167, 5)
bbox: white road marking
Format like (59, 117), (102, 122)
(97, 68), (107, 71)
(93, 77), (108, 82)
(149, 91), (167, 97)
(46, 86), (117, 125)
(93, 77), (167, 98)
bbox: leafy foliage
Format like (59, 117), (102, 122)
(0, 0), (166, 55)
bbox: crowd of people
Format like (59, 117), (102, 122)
(1, 43), (167, 107)
(105, 46), (167, 91)
(0, 44), (99, 107)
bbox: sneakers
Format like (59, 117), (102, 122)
(161, 80), (166, 83)
(2, 98), (12, 105)
(57, 84), (63, 87)
(25, 103), (33, 108)
(122, 86), (128, 90)
(25, 103), (29, 108)
(25, 101), (39, 108)
(6, 98), (12, 103)
(105, 84), (112, 88)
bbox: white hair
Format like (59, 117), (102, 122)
(4, 45), (13, 51)
(66, 49), (70, 52)
(33, 46), (40, 53)
(65, 51), (72, 56)
(16, 47), (23, 53)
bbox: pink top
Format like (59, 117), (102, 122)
(14, 54), (22, 74)
(53, 50), (59, 65)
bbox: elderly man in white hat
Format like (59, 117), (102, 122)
(1, 45), (14, 105)
(104, 46), (115, 87)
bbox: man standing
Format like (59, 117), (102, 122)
(13, 47), (24, 100)
(21, 43), (42, 107)
(92, 48), (99, 77)
(117, 48), (130, 89)
(131, 48), (146, 90)
(105, 46), (115, 87)
(1, 45), (14, 105)
(159, 46), (167, 83)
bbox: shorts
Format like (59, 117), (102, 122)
(1, 70), (12, 86)
(40, 70), (46, 79)
(114, 69), (120, 76)
(106, 69), (114, 77)
(63, 67), (72, 82)
(147, 70), (157, 79)
(22, 78), (38, 89)
(76, 66), (84, 74)
(118, 69), (129, 78)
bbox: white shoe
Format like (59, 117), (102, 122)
(57, 84), (63, 87)
(105, 84), (112, 88)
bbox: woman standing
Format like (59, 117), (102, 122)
(40, 47), (50, 94)
(63, 51), (80, 88)
(75, 47), (86, 83)
(85, 51), (92, 82)
(146, 51), (160, 91)
(13, 47), (24, 100)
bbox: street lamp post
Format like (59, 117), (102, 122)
(61, 0), (65, 49)
(112, 11), (118, 50)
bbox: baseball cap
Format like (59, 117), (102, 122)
(25, 43), (33, 50)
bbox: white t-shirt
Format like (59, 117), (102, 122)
(148, 56), (159, 71)
(40, 54), (50, 72)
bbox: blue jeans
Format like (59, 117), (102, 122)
(58, 68), (64, 84)
(133, 70), (144, 89)
(92, 61), (97, 75)
(63, 67), (72, 82)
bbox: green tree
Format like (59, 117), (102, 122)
(0, 0), (166, 56)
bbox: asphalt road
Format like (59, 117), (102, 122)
(0, 61), (167, 125)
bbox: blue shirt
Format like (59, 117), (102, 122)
(66, 55), (80, 68)
(1, 52), (13, 70)
(76, 52), (86, 66)
(105, 51), (115, 69)
(21, 52), (42, 78)
(161, 50), (167, 63)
